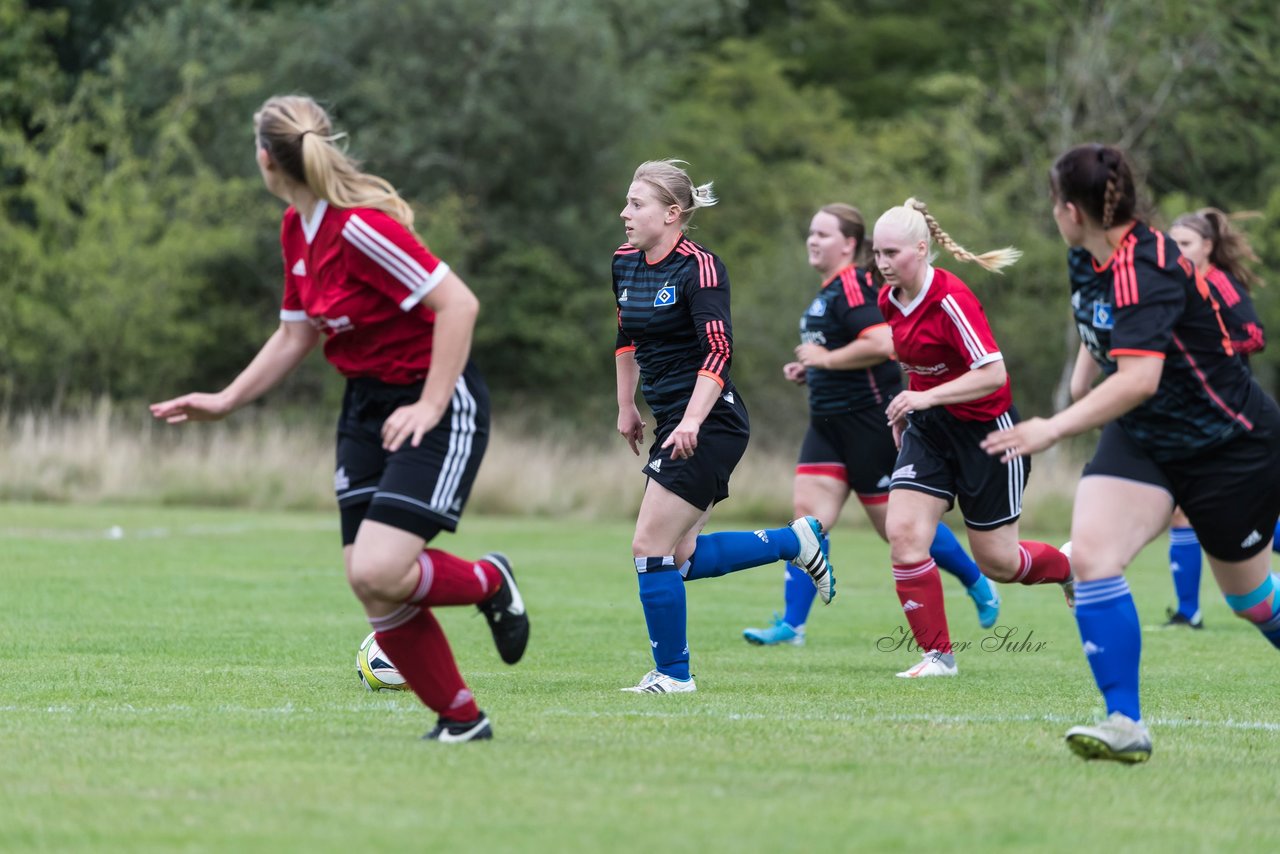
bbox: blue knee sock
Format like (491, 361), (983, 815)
(1074, 577), (1142, 721)
(930, 523), (982, 588)
(636, 557), (690, 679)
(782, 534), (827, 627)
(1272, 520), (1280, 553)
(1168, 527), (1202, 619)
(1224, 575), (1280, 650)
(683, 527), (800, 581)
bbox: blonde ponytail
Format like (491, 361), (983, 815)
(633, 159), (717, 229)
(254, 95), (415, 229)
(876, 199), (1019, 273)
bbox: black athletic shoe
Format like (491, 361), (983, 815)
(1163, 607), (1204, 629)
(476, 553), (529, 664)
(423, 713), (493, 743)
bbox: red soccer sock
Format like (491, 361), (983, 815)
(892, 559), (951, 653)
(373, 607), (480, 722)
(408, 550), (502, 607)
(1011, 541), (1071, 585)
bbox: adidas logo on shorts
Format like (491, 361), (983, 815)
(892, 464), (916, 480)
(648, 458), (661, 473)
(1241, 529), (1263, 549)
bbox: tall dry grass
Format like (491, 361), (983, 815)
(0, 401), (1083, 529)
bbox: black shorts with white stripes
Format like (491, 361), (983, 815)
(890, 406), (1029, 530)
(333, 363), (490, 545)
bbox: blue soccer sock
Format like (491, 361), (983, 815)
(930, 522), (982, 588)
(1168, 526), (1203, 619)
(636, 557), (690, 680)
(1272, 520), (1280, 553)
(682, 527), (800, 581)
(781, 533), (828, 627)
(1074, 577), (1142, 721)
(1224, 574), (1280, 650)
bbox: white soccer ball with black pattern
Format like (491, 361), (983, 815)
(356, 631), (409, 692)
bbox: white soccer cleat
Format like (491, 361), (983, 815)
(789, 516), (835, 604)
(1059, 541), (1075, 609)
(621, 669), (697, 694)
(1065, 712), (1152, 763)
(895, 650), (958, 678)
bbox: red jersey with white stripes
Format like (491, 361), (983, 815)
(612, 234), (736, 422)
(279, 201), (451, 384)
(878, 266), (1012, 421)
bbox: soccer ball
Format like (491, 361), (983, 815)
(356, 631), (409, 692)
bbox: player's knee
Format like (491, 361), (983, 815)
(1224, 575), (1278, 624)
(347, 551), (408, 603)
(974, 551), (1019, 582)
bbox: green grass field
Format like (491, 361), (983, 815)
(1, 503), (1276, 852)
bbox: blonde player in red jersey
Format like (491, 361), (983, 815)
(150, 95), (527, 743)
(874, 199), (1071, 678)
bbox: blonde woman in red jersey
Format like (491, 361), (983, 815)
(150, 95), (527, 743)
(874, 199), (1071, 678)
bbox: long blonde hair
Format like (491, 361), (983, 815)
(254, 95), (414, 228)
(876, 198), (1020, 273)
(633, 159), (718, 230)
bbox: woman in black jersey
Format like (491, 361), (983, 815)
(741, 203), (998, 649)
(612, 160), (833, 694)
(1158, 209), (1271, 628)
(983, 143), (1280, 764)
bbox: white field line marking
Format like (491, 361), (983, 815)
(1, 703), (1277, 733)
(0, 521), (336, 541)
(543, 707), (1280, 733)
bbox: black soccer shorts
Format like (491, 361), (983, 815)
(796, 405), (899, 504)
(334, 363), (490, 545)
(889, 406), (1030, 530)
(643, 390), (750, 510)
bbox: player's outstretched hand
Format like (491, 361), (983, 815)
(149, 393), (232, 425)
(980, 417), (1060, 461)
(782, 361), (807, 384)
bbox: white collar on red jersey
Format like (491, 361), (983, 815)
(888, 265), (936, 316)
(300, 199), (329, 245)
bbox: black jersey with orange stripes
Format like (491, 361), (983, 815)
(1068, 225), (1264, 461)
(1204, 266), (1266, 360)
(801, 265), (902, 414)
(613, 235), (738, 422)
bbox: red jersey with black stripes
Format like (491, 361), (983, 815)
(1204, 266), (1266, 360)
(1068, 223), (1262, 461)
(801, 265), (902, 414)
(613, 235), (737, 422)
(878, 266), (1013, 421)
(278, 201), (451, 384)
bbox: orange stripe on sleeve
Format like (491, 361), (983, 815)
(697, 369), (726, 387)
(615, 345), (636, 357)
(1109, 348), (1165, 360)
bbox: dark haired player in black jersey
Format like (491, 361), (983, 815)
(984, 144), (1280, 763)
(1162, 210), (1274, 627)
(742, 204), (998, 648)
(613, 160), (833, 694)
